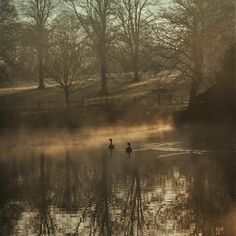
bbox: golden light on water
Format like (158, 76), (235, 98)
(0, 123), (173, 154)
(42, 124), (173, 154)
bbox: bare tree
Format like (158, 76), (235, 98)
(46, 15), (85, 108)
(22, 0), (57, 89)
(154, 0), (234, 108)
(0, 0), (19, 83)
(116, 0), (156, 82)
(65, 0), (116, 95)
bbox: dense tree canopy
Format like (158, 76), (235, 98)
(0, 0), (234, 106)
(154, 0), (234, 108)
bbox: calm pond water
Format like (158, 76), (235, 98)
(0, 127), (236, 236)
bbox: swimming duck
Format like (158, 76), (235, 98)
(126, 142), (132, 154)
(108, 138), (115, 150)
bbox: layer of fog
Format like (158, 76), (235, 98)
(0, 122), (173, 154)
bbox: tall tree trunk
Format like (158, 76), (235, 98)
(37, 27), (45, 90)
(189, 64), (202, 109)
(37, 45), (45, 89)
(189, 40), (203, 109)
(133, 45), (139, 82)
(64, 90), (71, 127)
(189, 79), (200, 109)
(100, 51), (108, 95)
(134, 61), (139, 82)
(65, 91), (70, 109)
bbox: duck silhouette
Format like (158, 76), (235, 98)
(126, 142), (132, 154)
(108, 138), (115, 150)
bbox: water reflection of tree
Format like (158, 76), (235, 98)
(90, 154), (112, 236)
(123, 160), (144, 236)
(63, 151), (80, 212)
(0, 154), (24, 235)
(63, 151), (88, 234)
(34, 152), (56, 235)
(1, 147), (236, 235)
(189, 151), (236, 235)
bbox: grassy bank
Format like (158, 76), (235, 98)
(0, 75), (189, 129)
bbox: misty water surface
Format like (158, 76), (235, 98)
(0, 126), (236, 236)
